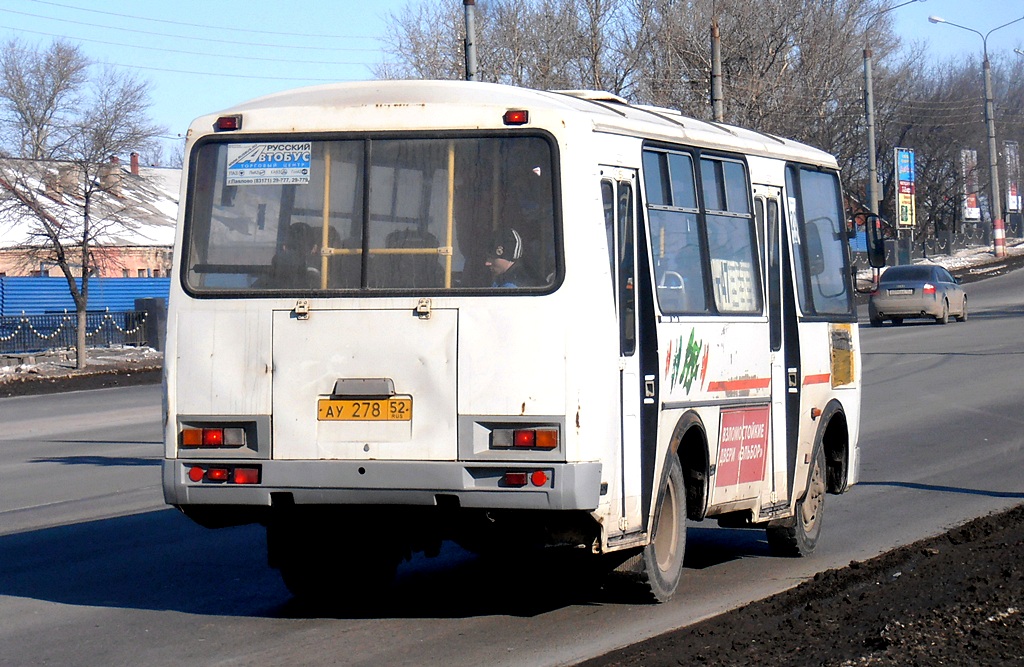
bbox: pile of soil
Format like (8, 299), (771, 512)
(0, 361), (161, 398)
(582, 503), (1024, 667)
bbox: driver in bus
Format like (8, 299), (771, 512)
(485, 228), (535, 287)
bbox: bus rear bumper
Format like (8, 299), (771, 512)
(163, 459), (603, 512)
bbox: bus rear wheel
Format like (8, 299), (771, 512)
(767, 446), (825, 557)
(268, 510), (401, 607)
(637, 453), (687, 602)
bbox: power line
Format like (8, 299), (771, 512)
(0, 23), (378, 67)
(24, 0), (379, 41)
(0, 7), (379, 53)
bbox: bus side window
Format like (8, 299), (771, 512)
(602, 180), (616, 299)
(701, 157), (761, 314)
(642, 149), (706, 314)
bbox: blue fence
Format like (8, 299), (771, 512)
(0, 310), (148, 355)
(0, 277), (170, 317)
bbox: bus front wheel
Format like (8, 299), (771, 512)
(638, 453), (687, 602)
(767, 445), (825, 557)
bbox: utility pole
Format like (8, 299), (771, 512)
(710, 16), (723, 122)
(930, 14), (1024, 258)
(863, 1), (924, 222)
(464, 0), (479, 82)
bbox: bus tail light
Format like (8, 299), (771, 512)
(502, 470), (551, 487)
(215, 114), (242, 131)
(503, 109), (529, 125)
(493, 427), (559, 450)
(180, 427), (246, 448)
(504, 472), (528, 486)
(233, 467), (260, 484)
(186, 465), (261, 484)
(206, 467), (229, 482)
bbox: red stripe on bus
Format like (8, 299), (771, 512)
(706, 377), (771, 392)
(803, 373), (831, 385)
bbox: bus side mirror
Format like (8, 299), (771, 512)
(865, 214), (886, 269)
(804, 224), (826, 276)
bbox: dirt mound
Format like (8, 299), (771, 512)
(581, 503), (1024, 667)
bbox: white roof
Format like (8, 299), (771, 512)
(193, 80), (838, 169)
(0, 163), (181, 249)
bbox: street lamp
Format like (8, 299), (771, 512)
(864, 1), (925, 221)
(930, 14), (1024, 258)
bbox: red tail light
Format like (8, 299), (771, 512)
(186, 465), (261, 484)
(503, 472), (528, 486)
(180, 426), (246, 447)
(215, 114), (242, 131)
(503, 109), (529, 125)
(206, 467), (229, 482)
(492, 427), (559, 450)
(233, 467), (260, 485)
(514, 430), (535, 447)
(923, 283), (936, 295)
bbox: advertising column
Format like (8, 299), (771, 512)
(1005, 141), (1021, 237)
(895, 147), (916, 263)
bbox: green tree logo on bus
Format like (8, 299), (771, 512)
(666, 329), (708, 393)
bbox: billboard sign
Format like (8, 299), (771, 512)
(1005, 140), (1021, 214)
(895, 147), (916, 229)
(961, 148), (981, 221)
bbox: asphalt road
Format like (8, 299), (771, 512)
(2, 267), (1023, 667)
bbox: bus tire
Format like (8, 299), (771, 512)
(637, 453), (687, 602)
(767, 445), (825, 557)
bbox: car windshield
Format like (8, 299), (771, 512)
(879, 266), (932, 283)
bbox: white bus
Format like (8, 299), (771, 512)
(163, 80), (880, 603)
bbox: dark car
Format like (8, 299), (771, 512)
(868, 264), (967, 326)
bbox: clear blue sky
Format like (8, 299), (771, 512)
(0, 0), (1022, 162)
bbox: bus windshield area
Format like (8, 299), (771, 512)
(184, 135), (558, 293)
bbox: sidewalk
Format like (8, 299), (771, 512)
(0, 346), (163, 397)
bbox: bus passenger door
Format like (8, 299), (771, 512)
(602, 170), (645, 536)
(754, 185), (798, 511)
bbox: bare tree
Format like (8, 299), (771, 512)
(0, 38), (90, 160)
(0, 50), (165, 369)
(375, 0), (1024, 249)
(376, 0), (646, 94)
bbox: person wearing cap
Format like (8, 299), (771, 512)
(485, 227), (533, 287)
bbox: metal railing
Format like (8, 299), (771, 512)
(0, 310), (148, 355)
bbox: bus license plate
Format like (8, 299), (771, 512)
(317, 398), (412, 421)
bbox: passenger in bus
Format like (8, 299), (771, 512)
(485, 227), (537, 287)
(269, 222), (320, 288)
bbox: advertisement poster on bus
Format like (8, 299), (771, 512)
(715, 406), (769, 488)
(961, 148), (981, 221)
(895, 147), (916, 229)
(226, 142), (312, 186)
(1005, 141), (1021, 214)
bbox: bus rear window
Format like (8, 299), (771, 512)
(184, 136), (558, 293)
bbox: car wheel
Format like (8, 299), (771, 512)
(870, 316), (883, 327)
(956, 297), (968, 322)
(937, 300), (949, 325)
